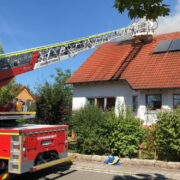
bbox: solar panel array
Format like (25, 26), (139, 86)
(153, 38), (180, 53)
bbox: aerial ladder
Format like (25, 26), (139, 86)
(0, 19), (157, 87)
(0, 19), (157, 179)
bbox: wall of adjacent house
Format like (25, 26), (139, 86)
(16, 88), (34, 103)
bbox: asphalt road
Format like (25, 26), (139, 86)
(11, 163), (170, 180)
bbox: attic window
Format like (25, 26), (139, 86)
(153, 38), (180, 54)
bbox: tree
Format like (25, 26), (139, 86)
(0, 40), (4, 54)
(114, 0), (170, 20)
(0, 42), (21, 106)
(36, 69), (72, 125)
(0, 79), (21, 106)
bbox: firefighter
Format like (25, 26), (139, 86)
(16, 99), (23, 112)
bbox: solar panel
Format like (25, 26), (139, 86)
(153, 40), (172, 53)
(168, 38), (180, 51)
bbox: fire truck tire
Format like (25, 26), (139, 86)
(0, 160), (8, 175)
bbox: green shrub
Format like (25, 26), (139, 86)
(70, 105), (146, 157)
(27, 102), (36, 112)
(17, 118), (36, 124)
(152, 108), (180, 161)
(106, 110), (146, 157)
(70, 105), (107, 154)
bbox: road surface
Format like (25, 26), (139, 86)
(11, 162), (174, 180)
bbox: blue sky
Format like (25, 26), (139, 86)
(0, 0), (178, 90)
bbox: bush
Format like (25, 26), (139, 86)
(70, 105), (107, 154)
(108, 111), (146, 157)
(70, 105), (146, 157)
(152, 108), (180, 161)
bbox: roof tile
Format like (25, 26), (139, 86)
(67, 32), (180, 89)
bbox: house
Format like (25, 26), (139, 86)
(67, 32), (180, 125)
(16, 86), (35, 105)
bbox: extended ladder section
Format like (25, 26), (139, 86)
(0, 19), (157, 87)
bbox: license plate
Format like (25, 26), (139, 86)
(41, 140), (52, 146)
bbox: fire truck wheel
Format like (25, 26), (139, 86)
(0, 160), (8, 174)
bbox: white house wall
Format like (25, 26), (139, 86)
(72, 81), (132, 114)
(137, 89), (180, 125)
(72, 82), (180, 125)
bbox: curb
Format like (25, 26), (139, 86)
(69, 153), (180, 170)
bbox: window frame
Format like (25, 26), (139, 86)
(96, 97), (105, 111)
(145, 94), (162, 112)
(106, 97), (116, 111)
(132, 95), (138, 113)
(173, 94), (180, 109)
(87, 97), (95, 106)
(86, 97), (116, 111)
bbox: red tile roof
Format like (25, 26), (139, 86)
(67, 32), (180, 89)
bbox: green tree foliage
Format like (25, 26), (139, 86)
(36, 69), (72, 125)
(0, 79), (21, 106)
(0, 41), (4, 54)
(152, 109), (180, 161)
(114, 0), (170, 20)
(70, 105), (146, 157)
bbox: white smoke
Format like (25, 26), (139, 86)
(155, 0), (180, 35)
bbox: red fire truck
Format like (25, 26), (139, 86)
(0, 19), (157, 179)
(0, 124), (72, 179)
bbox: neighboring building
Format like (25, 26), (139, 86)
(16, 86), (35, 105)
(67, 32), (180, 125)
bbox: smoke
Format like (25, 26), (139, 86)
(155, 0), (180, 35)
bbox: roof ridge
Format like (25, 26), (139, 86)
(154, 31), (180, 38)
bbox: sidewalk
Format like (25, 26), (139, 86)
(71, 160), (180, 180)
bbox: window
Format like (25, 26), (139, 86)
(97, 98), (104, 110)
(146, 94), (162, 111)
(87, 98), (94, 105)
(86, 97), (116, 111)
(106, 97), (116, 110)
(133, 96), (138, 112)
(26, 99), (30, 106)
(173, 95), (180, 109)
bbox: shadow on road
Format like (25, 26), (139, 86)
(113, 173), (169, 180)
(12, 162), (77, 180)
